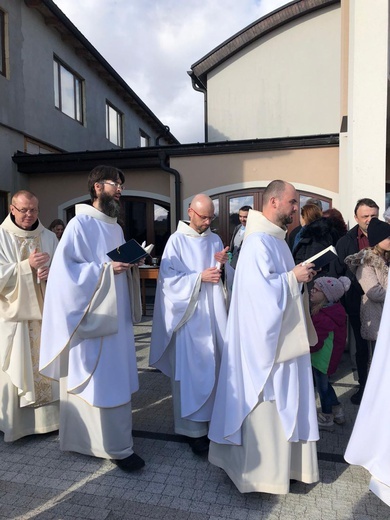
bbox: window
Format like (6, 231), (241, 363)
(53, 58), (83, 122)
(122, 197), (170, 258)
(106, 102), (123, 147)
(211, 189), (331, 246)
(0, 191), (8, 223)
(65, 196), (170, 258)
(0, 9), (7, 77)
(140, 130), (150, 147)
(25, 138), (58, 154)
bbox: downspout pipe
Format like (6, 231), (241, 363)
(158, 150), (181, 226)
(188, 71), (208, 143)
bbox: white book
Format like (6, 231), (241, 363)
(302, 245), (338, 270)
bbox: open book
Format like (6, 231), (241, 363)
(107, 239), (152, 264)
(141, 241), (154, 255)
(302, 245), (338, 270)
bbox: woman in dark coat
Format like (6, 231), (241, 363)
(293, 210), (339, 283)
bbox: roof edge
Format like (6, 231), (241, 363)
(191, 0), (340, 85)
(24, 0), (179, 144)
(13, 134), (339, 173)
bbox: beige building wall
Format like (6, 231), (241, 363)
(171, 146), (339, 213)
(206, 5), (341, 141)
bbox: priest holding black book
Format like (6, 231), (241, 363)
(39, 165), (145, 472)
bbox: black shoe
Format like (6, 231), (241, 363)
(112, 453), (145, 472)
(350, 387), (364, 405)
(188, 435), (210, 455)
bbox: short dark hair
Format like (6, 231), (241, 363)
(262, 180), (287, 205)
(88, 165), (125, 201)
(354, 198), (379, 215)
(239, 205), (252, 212)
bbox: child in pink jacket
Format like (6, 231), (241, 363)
(310, 276), (351, 430)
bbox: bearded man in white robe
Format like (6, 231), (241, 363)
(0, 190), (59, 442)
(39, 165), (144, 472)
(208, 180), (320, 494)
(149, 194), (229, 454)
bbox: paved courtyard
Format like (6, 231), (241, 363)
(0, 311), (388, 520)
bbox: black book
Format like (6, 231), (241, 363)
(107, 239), (149, 264)
(302, 245), (338, 270)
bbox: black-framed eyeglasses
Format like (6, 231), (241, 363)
(101, 181), (124, 190)
(11, 205), (38, 215)
(190, 207), (216, 221)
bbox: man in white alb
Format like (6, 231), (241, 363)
(40, 165), (144, 472)
(208, 180), (320, 494)
(150, 194), (228, 454)
(0, 190), (59, 442)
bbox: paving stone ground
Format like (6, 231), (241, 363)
(0, 308), (387, 520)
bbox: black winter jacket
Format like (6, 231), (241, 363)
(328, 224), (364, 316)
(293, 217), (339, 279)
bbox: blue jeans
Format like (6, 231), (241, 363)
(313, 367), (340, 414)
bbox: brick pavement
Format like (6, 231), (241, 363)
(0, 312), (387, 520)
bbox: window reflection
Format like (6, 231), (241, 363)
(154, 204), (170, 258)
(53, 58), (83, 123)
(229, 195), (254, 238)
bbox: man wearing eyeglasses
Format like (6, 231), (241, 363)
(150, 193), (229, 455)
(0, 190), (59, 442)
(40, 165), (145, 472)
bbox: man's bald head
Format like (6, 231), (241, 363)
(188, 194), (215, 234)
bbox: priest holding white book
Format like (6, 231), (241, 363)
(208, 180), (319, 494)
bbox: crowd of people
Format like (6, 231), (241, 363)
(0, 169), (390, 505)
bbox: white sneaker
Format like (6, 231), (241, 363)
(318, 412), (334, 431)
(332, 405), (345, 425)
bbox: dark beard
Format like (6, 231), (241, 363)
(281, 214), (293, 227)
(99, 192), (121, 218)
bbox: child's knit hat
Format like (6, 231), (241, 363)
(314, 276), (351, 303)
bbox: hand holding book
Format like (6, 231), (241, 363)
(301, 245), (338, 270)
(107, 239), (152, 264)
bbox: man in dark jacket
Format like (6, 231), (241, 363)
(229, 205), (252, 269)
(330, 198), (379, 405)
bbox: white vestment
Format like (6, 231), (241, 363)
(208, 210), (319, 494)
(149, 221), (227, 436)
(0, 215), (59, 441)
(40, 204), (141, 459)
(345, 286), (390, 506)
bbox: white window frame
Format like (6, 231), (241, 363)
(53, 57), (83, 123)
(140, 129), (150, 147)
(106, 101), (123, 147)
(0, 9), (8, 78)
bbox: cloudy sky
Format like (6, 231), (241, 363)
(53, 0), (288, 144)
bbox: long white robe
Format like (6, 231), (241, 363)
(208, 210), (319, 494)
(345, 286), (390, 506)
(0, 215), (59, 441)
(149, 221), (227, 435)
(39, 204), (141, 459)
